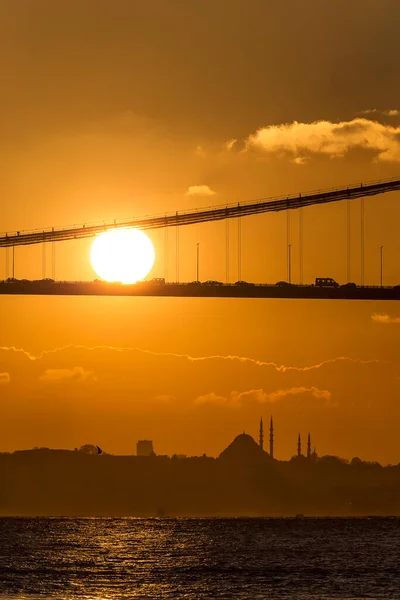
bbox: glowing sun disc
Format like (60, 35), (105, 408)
(90, 228), (155, 284)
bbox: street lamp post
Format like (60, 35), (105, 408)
(196, 243), (200, 282)
(380, 245), (383, 287)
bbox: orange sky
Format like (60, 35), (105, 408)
(1, 0), (400, 463)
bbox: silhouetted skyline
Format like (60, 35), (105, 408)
(2, 425), (398, 516)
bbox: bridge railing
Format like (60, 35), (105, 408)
(2, 175), (400, 239)
(1, 175), (399, 247)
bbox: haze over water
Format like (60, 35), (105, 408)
(1, 517), (400, 600)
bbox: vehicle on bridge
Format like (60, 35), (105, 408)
(150, 278), (165, 284)
(203, 280), (223, 286)
(315, 277), (339, 288)
(341, 282), (357, 289)
(276, 281), (295, 287)
(235, 280), (255, 286)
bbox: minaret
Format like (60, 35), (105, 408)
(269, 416), (274, 459)
(259, 417), (264, 451)
(297, 433), (302, 456)
(307, 433), (311, 459)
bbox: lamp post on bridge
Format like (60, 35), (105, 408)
(380, 245), (383, 288)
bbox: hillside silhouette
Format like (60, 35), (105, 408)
(1, 433), (400, 516)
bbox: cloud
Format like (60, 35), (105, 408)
(39, 367), (96, 383)
(225, 138), (237, 150)
(0, 344), (386, 373)
(372, 313), (400, 324)
(245, 117), (400, 162)
(359, 109), (400, 117)
(185, 185), (216, 196)
(195, 145), (206, 158)
(293, 156), (309, 165)
(263, 386), (331, 402)
(194, 392), (226, 405)
(0, 372), (10, 385)
(194, 386), (331, 407)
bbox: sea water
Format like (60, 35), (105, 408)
(1, 517), (400, 599)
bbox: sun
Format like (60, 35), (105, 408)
(90, 228), (155, 284)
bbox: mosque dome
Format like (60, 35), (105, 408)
(218, 433), (269, 462)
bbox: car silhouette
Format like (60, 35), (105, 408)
(276, 281), (294, 287)
(341, 282), (357, 289)
(235, 280), (255, 286)
(203, 280), (223, 285)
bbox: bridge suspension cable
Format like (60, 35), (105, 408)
(0, 176), (399, 248)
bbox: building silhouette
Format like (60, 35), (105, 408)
(136, 440), (154, 457)
(294, 432), (318, 461)
(139, 420), (320, 464)
(7, 418), (399, 517)
(269, 416), (274, 459)
(219, 432), (269, 463)
(307, 433), (312, 459)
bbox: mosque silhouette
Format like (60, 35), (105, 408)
(220, 417), (317, 462)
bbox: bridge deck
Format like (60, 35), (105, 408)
(1, 176), (399, 247)
(0, 281), (399, 300)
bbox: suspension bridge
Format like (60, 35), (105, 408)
(1, 176), (399, 300)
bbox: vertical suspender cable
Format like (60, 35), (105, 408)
(176, 216), (179, 283)
(52, 241), (56, 280)
(299, 207), (303, 285)
(361, 197), (365, 286)
(238, 215), (242, 281)
(42, 242), (46, 279)
(286, 208), (291, 282)
(5, 247), (9, 279)
(165, 222), (168, 282)
(226, 217), (229, 283)
(12, 246), (15, 279)
(347, 198), (351, 283)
